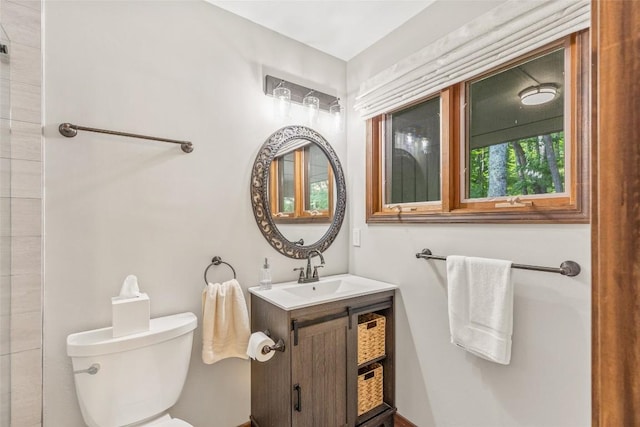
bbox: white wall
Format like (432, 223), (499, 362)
(43, 2), (347, 426)
(346, 2), (591, 426)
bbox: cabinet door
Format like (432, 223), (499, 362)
(291, 316), (349, 427)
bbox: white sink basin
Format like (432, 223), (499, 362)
(249, 274), (397, 311)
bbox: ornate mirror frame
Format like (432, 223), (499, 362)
(250, 126), (346, 259)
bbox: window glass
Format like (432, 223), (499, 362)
(468, 48), (565, 198)
(278, 152), (295, 213)
(305, 144), (329, 211)
(385, 97), (441, 204)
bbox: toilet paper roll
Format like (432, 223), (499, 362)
(246, 332), (276, 362)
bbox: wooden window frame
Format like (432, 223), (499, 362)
(366, 31), (590, 224)
(270, 147), (334, 224)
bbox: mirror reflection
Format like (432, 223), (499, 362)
(269, 139), (335, 245)
(270, 140), (334, 222)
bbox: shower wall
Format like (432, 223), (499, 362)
(0, 0), (43, 426)
(0, 25), (12, 427)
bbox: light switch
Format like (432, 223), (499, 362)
(352, 228), (361, 247)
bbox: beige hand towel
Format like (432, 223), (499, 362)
(201, 279), (250, 364)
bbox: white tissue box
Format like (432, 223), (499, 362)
(112, 293), (150, 337)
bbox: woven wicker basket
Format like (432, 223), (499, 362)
(357, 363), (384, 416)
(357, 313), (386, 365)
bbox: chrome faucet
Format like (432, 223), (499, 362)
(293, 250), (325, 283)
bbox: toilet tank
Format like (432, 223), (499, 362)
(67, 312), (197, 427)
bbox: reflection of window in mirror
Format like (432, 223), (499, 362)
(270, 143), (334, 222)
(366, 32), (590, 223)
(277, 152), (296, 214)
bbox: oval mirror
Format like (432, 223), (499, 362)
(250, 126), (346, 258)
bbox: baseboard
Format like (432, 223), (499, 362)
(395, 412), (418, 427)
(243, 413), (415, 427)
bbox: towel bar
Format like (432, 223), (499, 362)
(59, 122), (194, 153)
(415, 248), (581, 277)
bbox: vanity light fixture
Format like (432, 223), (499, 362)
(302, 90), (320, 125)
(264, 75), (340, 118)
(272, 80), (291, 119)
(519, 84), (558, 106)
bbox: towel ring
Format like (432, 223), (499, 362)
(204, 256), (237, 285)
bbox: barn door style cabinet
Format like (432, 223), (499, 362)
(250, 289), (396, 427)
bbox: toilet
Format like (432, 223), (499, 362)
(67, 312), (197, 427)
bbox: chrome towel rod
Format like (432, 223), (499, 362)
(58, 122), (194, 153)
(415, 248), (581, 277)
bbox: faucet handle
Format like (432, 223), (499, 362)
(312, 265), (324, 278)
(293, 267), (305, 281)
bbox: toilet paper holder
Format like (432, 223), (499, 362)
(262, 329), (285, 355)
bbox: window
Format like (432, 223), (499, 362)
(385, 96), (441, 206)
(366, 32), (589, 223)
(270, 142), (333, 222)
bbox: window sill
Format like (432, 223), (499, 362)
(365, 206), (589, 224)
(273, 217), (332, 224)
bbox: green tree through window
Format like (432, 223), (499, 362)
(469, 132), (565, 199)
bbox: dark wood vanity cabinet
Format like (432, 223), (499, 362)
(250, 290), (396, 427)
(291, 316), (350, 426)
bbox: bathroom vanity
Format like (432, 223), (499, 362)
(249, 275), (397, 427)
(248, 128), (395, 425)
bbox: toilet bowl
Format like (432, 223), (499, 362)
(67, 312), (197, 427)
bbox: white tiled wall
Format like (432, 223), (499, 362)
(1, 0), (43, 425)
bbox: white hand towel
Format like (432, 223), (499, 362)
(446, 255), (514, 365)
(201, 279), (251, 364)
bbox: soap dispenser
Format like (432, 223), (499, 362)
(260, 258), (272, 290)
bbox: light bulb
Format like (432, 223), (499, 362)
(330, 101), (343, 131)
(303, 94), (320, 125)
(273, 86), (291, 119)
